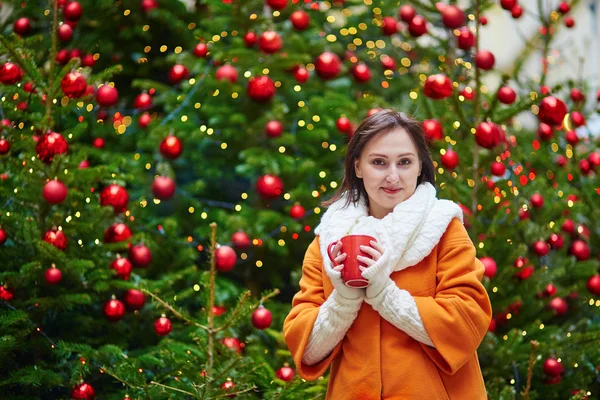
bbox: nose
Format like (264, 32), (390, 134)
(386, 165), (400, 182)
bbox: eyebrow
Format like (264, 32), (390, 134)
(368, 153), (415, 158)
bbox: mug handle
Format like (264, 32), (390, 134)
(327, 241), (339, 264)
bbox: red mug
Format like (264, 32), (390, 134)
(327, 235), (376, 288)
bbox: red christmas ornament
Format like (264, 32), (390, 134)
(538, 96), (567, 126)
(0, 285), (14, 301)
(61, 72), (87, 98)
(537, 123), (554, 141)
(558, 2), (570, 13)
(169, 64), (189, 84)
(500, 0), (517, 10)
(216, 245), (237, 272)
(441, 5), (465, 29)
(565, 130), (579, 145)
(398, 5), (416, 22)
(290, 204), (306, 219)
(490, 162), (506, 176)
(440, 149), (459, 169)
(543, 358), (564, 376)
(133, 93), (152, 109)
(276, 366), (295, 382)
(569, 240), (590, 261)
(579, 159), (591, 175)
(547, 233), (564, 249)
(43, 180), (68, 204)
(0, 228), (7, 245)
(100, 184), (129, 213)
(562, 219), (575, 235)
(123, 289), (146, 310)
(408, 15), (428, 37)
(35, 132), (69, 163)
(259, 31), (283, 54)
(0, 139), (10, 155)
(543, 283), (558, 297)
(336, 117), (352, 133)
(475, 50), (495, 70)
(587, 275), (600, 295)
(104, 299), (126, 321)
(43, 228), (68, 250)
(456, 27), (475, 50)
(44, 267), (63, 285)
(382, 17), (399, 35)
(244, 32), (258, 47)
(256, 174), (283, 198)
(110, 257), (132, 280)
(154, 316), (172, 336)
(351, 63), (372, 83)
(57, 24), (73, 42)
(194, 42), (208, 57)
(104, 223), (132, 243)
(231, 231), (250, 249)
(159, 135), (182, 159)
(247, 76), (276, 102)
(511, 5), (523, 18)
(266, 0), (287, 10)
(93, 137), (104, 149)
(481, 257), (497, 278)
(0, 62), (23, 85)
(515, 266), (534, 280)
(222, 337), (243, 354)
(152, 176), (176, 200)
(548, 298), (568, 316)
(56, 49), (70, 65)
(315, 52), (342, 80)
(570, 111), (585, 127)
(96, 85), (118, 107)
(129, 244), (152, 267)
(13, 18), (32, 35)
(290, 10), (310, 30)
(64, 2), (83, 20)
(497, 87), (516, 104)
(530, 193), (544, 208)
(252, 306), (273, 329)
(380, 55), (396, 70)
(71, 382), (96, 399)
(294, 67), (309, 83)
(212, 305), (226, 316)
(532, 240), (550, 256)
(488, 319), (497, 333)
(141, 0), (158, 13)
(216, 65), (238, 83)
(570, 88), (585, 102)
(424, 74), (452, 99)
(265, 120), (283, 138)
(564, 17), (574, 28)
(588, 152), (600, 167)
(139, 112), (152, 128)
(221, 381), (236, 396)
(475, 122), (501, 148)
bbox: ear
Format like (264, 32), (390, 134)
(354, 159), (362, 179)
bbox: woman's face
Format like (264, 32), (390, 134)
(354, 128), (422, 219)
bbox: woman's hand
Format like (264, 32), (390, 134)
(358, 241), (391, 299)
(330, 240), (347, 273)
(357, 240), (384, 266)
(328, 241), (365, 300)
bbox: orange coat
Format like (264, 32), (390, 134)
(284, 219), (492, 399)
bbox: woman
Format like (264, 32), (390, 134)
(283, 110), (492, 399)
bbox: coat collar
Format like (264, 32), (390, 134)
(314, 183), (463, 277)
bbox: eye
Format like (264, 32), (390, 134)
(400, 159), (411, 165)
(372, 159), (385, 165)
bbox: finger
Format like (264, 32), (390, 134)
(334, 253), (347, 264)
(333, 265), (343, 272)
(360, 245), (378, 257)
(357, 255), (375, 266)
(334, 241), (343, 256)
(359, 266), (366, 272)
(370, 240), (384, 252)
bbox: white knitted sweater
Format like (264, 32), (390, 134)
(302, 183), (463, 365)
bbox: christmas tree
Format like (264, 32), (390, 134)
(1, 0), (598, 399)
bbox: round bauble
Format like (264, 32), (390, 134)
(169, 64), (189, 84)
(231, 231), (250, 249)
(216, 245), (237, 272)
(543, 358), (564, 376)
(13, 18), (32, 35)
(104, 223), (132, 243)
(497, 86), (516, 104)
(244, 32), (258, 47)
(61, 72), (87, 98)
(290, 10), (310, 30)
(532, 240), (550, 256)
(570, 111), (585, 127)
(256, 174), (283, 198)
(104, 299), (126, 321)
(194, 42), (208, 57)
(110, 257), (132, 280)
(475, 122), (501, 148)
(456, 27), (474, 50)
(547, 233), (564, 249)
(71, 382), (95, 399)
(152, 176), (176, 200)
(154, 316), (172, 336)
(294, 67), (309, 83)
(123, 289), (146, 310)
(0, 229), (7, 245)
(43, 180), (68, 204)
(569, 240), (590, 261)
(0, 138), (10, 155)
(252, 306), (273, 330)
(259, 31), (283, 54)
(57, 24), (73, 42)
(380, 54), (396, 70)
(336, 117), (352, 133)
(440, 149), (459, 169)
(100, 184), (129, 213)
(587, 275), (600, 296)
(490, 161), (506, 177)
(95, 85), (119, 107)
(382, 17), (398, 35)
(45, 267), (63, 285)
(266, 0), (287, 10)
(537, 123), (554, 141)
(0, 285), (14, 301)
(265, 120), (283, 137)
(398, 5), (416, 22)
(133, 93), (152, 109)
(441, 5), (465, 29)
(159, 135), (182, 159)
(64, 2), (83, 20)
(222, 337), (243, 354)
(548, 297), (568, 316)
(565, 130), (579, 145)
(511, 5), (523, 18)
(538, 96), (567, 126)
(276, 366), (295, 382)
(481, 257), (497, 278)
(43, 228), (68, 250)
(564, 17), (574, 28)
(129, 244), (152, 267)
(351, 63), (371, 83)
(475, 50), (495, 70)
(141, 0), (158, 12)
(408, 15), (428, 37)
(290, 204), (306, 219)
(315, 52), (342, 80)
(424, 74), (452, 99)
(530, 193), (544, 208)
(216, 65), (238, 83)
(0, 62), (23, 85)
(247, 76), (276, 102)
(139, 112), (152, 128)
(570, 88), (585, 102)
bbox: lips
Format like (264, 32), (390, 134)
(382, 188), (401, 194)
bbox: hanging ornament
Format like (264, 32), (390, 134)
(408, 15), (428, 37)
(212, 305), (227, 316)
(159, 135), (182, 159)
(139, 112), (152, 128)
(587, 275), (600, 295)
(381, 17), (399, 35)
(547, 233), (564, 249)
(532, 240), (550, 256)
(541, 283), (558, 297)
(266, 0), (287, 10)
(0, 228), (7, 245)
(231, 231), (250, 249)
(548, 298), (568, 316)
(0, 285), (14, 301)
(456, 27), (474, 50)
(104, 299), (125, 321)
(244, 32), (258, 47)
(475, 50), (495, 70)
(561, 219), (575, 235)
(104, 223), (132, 243)
(490, 162), (506, 177)
(0, 62), (23, 85)
(57, 24), (73, 42)
(194, 42), (209, 57)
(510, 5), (523, 18)
(133, 93), (152, 109)
(259, 31), (283, 54)
(565, 130), (579, 145)
(61, 72), (87, 98)
(336, 117), (352, 134)
(221, 337), (244, 354)
(141, 0), (158, 13)
(564, 17), (574, 28)
(0, 138), (10, 155)
(398, 5), (416, 22)
(569, 240), (590, 261)
(440, 149), (459, 169)
(265, 120), (283, 138)
(110, 257), (132, 280)
(515, 266), (534, 280)
(315, 52), (342, 80)
(441, 5), (465, 29)
(256, 174), (283, 198)
(43, 228), (68, 250)
(290, 10), (310, 30)
(152, 176), (176, 200)
(423, 74), (452, 99)
(481, 257), (497, 278)
(558, 2), (570, 13)
(154, 316), (172, 336)
(497, 87), (516, 104)
(169, 64), (189, 84)
(216, 245), (237, 272)
(44, 266), (63, 285)
(538, 96), (567, 126)
(588, 152), (600, 167)
(216, 65), (238, 83)
(380, 55), (396, 70)
(500, 0), (517, 10)
(537, 123), (554, 141)
(129, 244), (152, 267)
(570, 88), (585, 102)
(252, 305), (273, 329)
(13, 18), (32, 35)
(100, 184), (129, 213)
(221, 381), (236, 393)
(474, 122), (500, 148)
(294, 67), (309, 83)
(71, 382), (96, 399)
(43, 180), (68, 204)
(275, 366), (295, 382)
(123, 289), (146, 310)
(570, 111), (585, 127)
(351, 63), (372, 83)
(95, 85), (118, 107)
(63, 2), (83, 20)
(530, 193), (544, 208)
(247, 76), (276, 102)
(290, 204), (306, 219)
(93, 137), (105, 149)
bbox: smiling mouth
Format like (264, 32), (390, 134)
(382, 188), (401, 194)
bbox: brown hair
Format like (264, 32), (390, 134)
(321, 109), (435, 209)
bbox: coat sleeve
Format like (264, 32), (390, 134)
(283, 236), (345, 380)
(413, 218), (492, 375)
